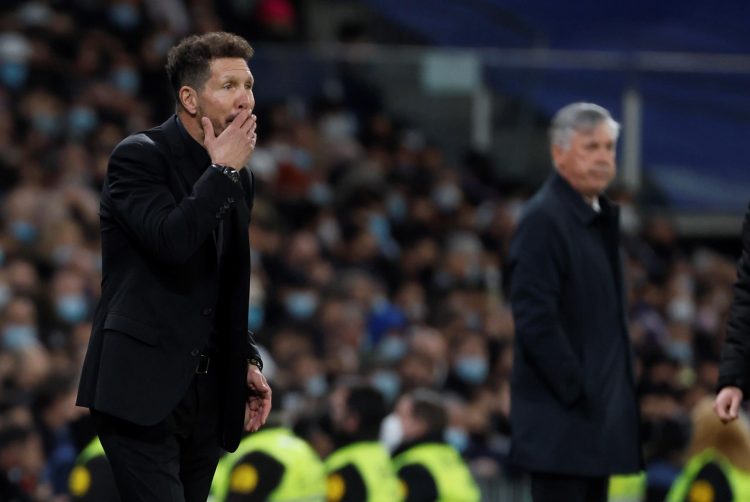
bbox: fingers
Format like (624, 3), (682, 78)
(714, 390), (741, 423)
(201, 116), (215, 142)
(729, 395), (741, 422)
(244, 397), (267, 432)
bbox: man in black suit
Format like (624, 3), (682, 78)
(507, 102), (641, 502)
(76, 32), (271, 501)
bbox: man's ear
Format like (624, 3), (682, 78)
(551, 143), (565, 169)
(179, 86), (198, 115)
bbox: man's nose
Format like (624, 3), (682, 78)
(238, 91), (254, 110)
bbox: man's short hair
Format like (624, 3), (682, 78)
(408, 388), (447, 434)
(165, 31), (254, 105)
(346, 384), (388, 440)
(549, 102), (620, 150)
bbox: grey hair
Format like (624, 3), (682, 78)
(549, 102), (620, 150)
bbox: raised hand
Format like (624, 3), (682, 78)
(201, 110), (257, 170)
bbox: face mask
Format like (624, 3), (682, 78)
(305, 374), (328, 398)
(369, 213), (391, 242)
(2, 325), (38, 350)
(285, 292), (318, 320)
(320, 113), (356, 141)
(379, 413), (403, 452)
(316, 219), (340, 247)
(247, 304), (264, 331)
(68, 106), (98, 137)
(0, 285), (10, 308)
(308, 182), (332, 205)
(432, 183), (462, 212)
(112, 68), (140, 95)
(51, 245), (75, 266)
(11, 221), (38, 244)
(31, 112), (61, 136)
(371, 370), (401, 403)
(292, 148), (313, 171)
(386, 193), (407, 221)
(667, 340), (692, 364)
(619, 203), (641, 235)
(0, 61), (28, 89)
(444, 426), (469, 453)
(56, 295), (89, 324)
(668, 298), (695, 324)
(377, 336), (408, 363)
(109, 3), (140, 30)
(455, 356), (488, 385)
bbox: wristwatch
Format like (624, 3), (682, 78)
(211, 163), (240, 184)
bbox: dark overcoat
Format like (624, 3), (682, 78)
(507, 172), (641, 475)
(719, 202), (750, 393)
(76, 115), (261, 452)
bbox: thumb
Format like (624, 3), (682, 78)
(730, 395), (741, 418)
(201, 116), (215, 144)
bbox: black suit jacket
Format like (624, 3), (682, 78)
(507, 172), (641, 475)
(76, 115), (261, 452)
(718, 201), (750, 394)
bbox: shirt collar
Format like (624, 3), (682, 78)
(176, 115), (211, 171)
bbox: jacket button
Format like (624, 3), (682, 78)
(215, 212), (222, 219)
(202, 307), (213, 316)
(223, 201), (231, 209)
(190, 348), (200, 356)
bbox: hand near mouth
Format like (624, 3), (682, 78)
(202, 109), (258, 170)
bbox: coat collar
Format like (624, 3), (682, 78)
(548, 171), (617, 225)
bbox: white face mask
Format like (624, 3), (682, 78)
(379, 413), (403, 452)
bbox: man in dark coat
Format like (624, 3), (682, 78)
(715, 202), (750, 421)
(507, 102), (642, 502)
(76, 32), (271, 501)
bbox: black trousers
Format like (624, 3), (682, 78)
(531, 472), (609, 502)
(94, 368), (223, 502)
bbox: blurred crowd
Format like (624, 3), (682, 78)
(0, 1), (742, 501)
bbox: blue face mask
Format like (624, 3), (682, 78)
(0, 285), (10, 308)
(455, 356), (488, 385)
(305, 374), (328, 398)
(667, 340), (692, 364)
(109, 3), (140, 30)
(308, 182), (332, 205)
(0, 61), (28, 89)
(285, 292), (318, 320)
(369, 213), (391, 242)
(2, 325), (38, 350)
(11, 221), (38, 244)
(31, 112), (61, 136)
(56, 295), (89, 324)
(371, 371), (401, 403)
(444, 427), (469, 453)
(51, 245), (75, 266)
(247, 304), (265, 331)
(386, 193), (407, 221)
(68, 106), (98, 137)
(112, 68), (140, 95)
(378, 336), (408, 363)
(292, 148), (313, 171)
(431, 183), (462, 212)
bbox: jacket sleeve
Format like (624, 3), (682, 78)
(508, 208), (585, 407)
(106, 134), (243, 265)
(718, 206), (750, 395)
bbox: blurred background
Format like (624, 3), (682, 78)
(0, 0), (748, 500)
